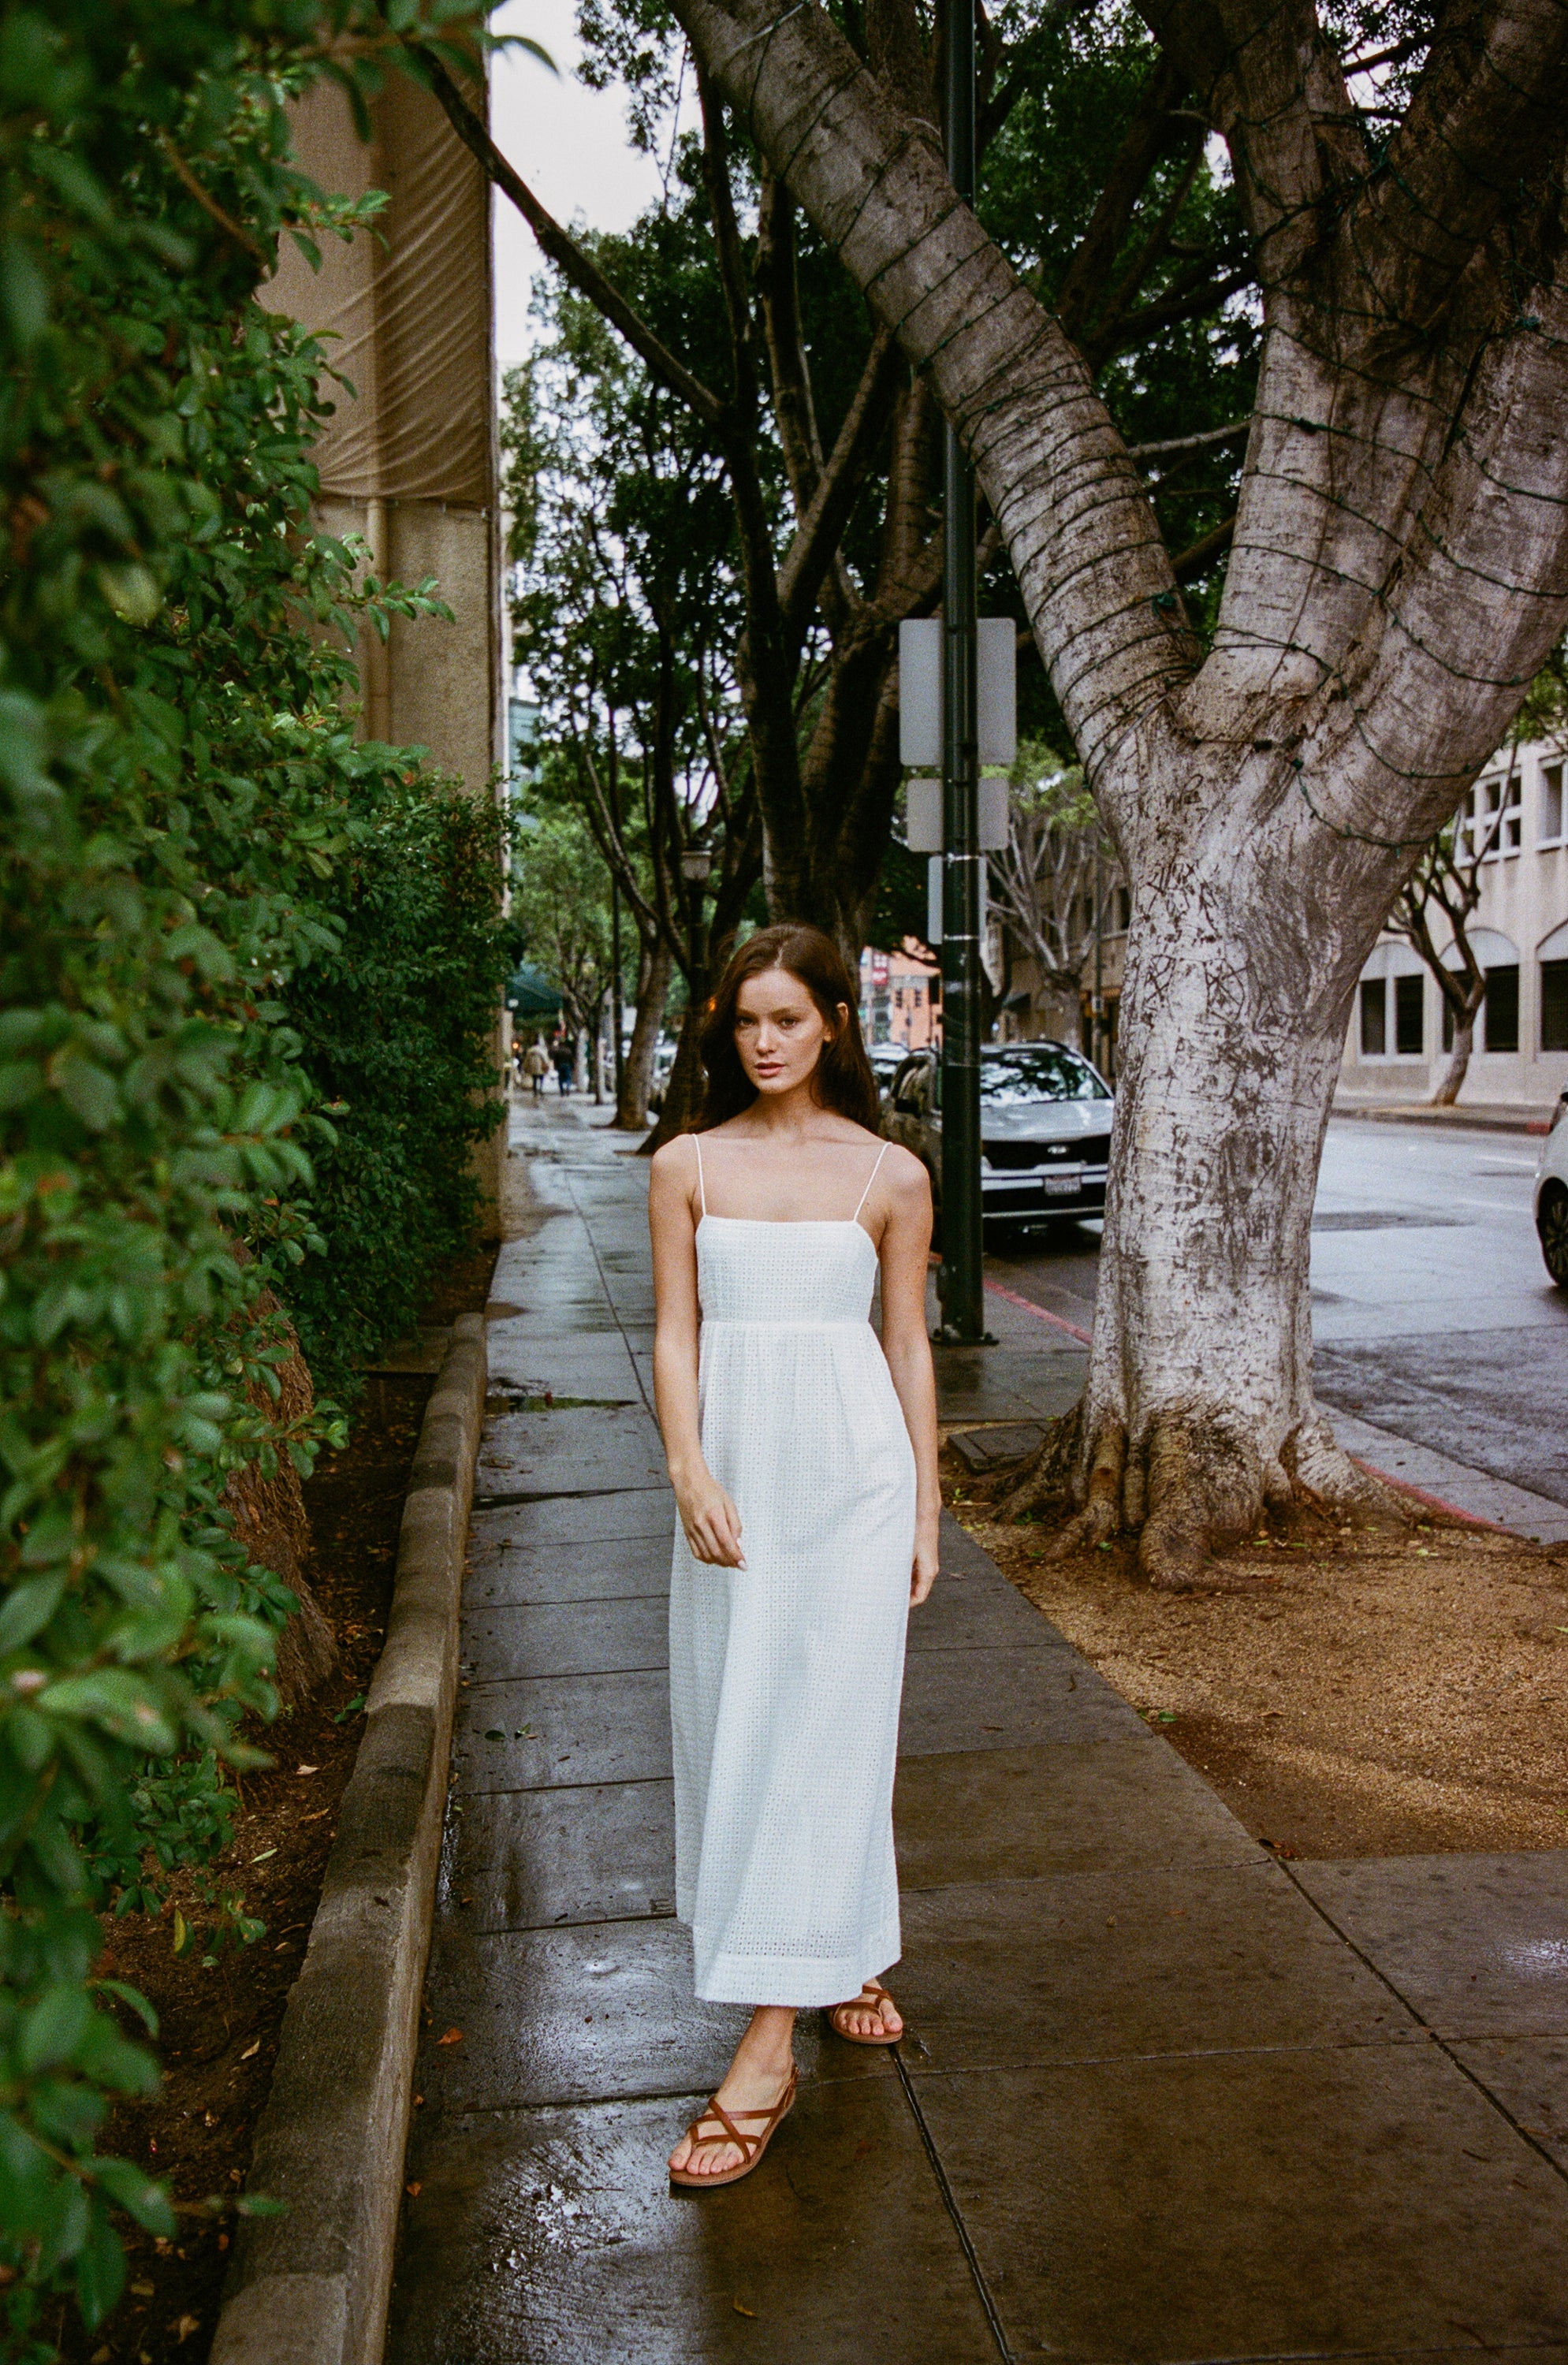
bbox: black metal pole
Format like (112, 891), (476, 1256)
(937, 0), (986, 1344)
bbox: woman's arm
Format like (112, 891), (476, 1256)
(648, 1137), (745, 1569)
(876, 1147), (940, 1603)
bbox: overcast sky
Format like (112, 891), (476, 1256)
(489, 0), (683, 371)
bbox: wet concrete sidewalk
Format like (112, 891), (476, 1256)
(391, 1100), (1568, 2363)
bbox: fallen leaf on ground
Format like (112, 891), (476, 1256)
(174, 2316), (199, 2344)
(732, 2300), (757, 2318)
(296, 1764), (318, 1775)
(436, 2027), (464, 2046)
(406, 2183), (422, 2198)
(240, 2039), (260, 2060)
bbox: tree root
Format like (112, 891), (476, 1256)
(996, 1395), (1413, 1592)
(998, 1402), (1083, 1523)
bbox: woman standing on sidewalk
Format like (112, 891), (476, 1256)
(648, 922), (940, 2188)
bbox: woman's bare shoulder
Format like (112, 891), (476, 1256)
(650, 1133), (701, 1186)
(878, 1139), (932, 1197)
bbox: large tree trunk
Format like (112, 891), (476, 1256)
(617, 936), (671, 1130)
(1000, 749), (1436, 1582)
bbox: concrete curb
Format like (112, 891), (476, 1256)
(1331, 1098), (1552, 1136)
(210, 1312), (487, 2365)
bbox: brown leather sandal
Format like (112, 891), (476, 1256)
(669, 2065), (798, 2191)
(826, 1980), (903, 2047)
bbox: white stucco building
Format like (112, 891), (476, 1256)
(1339, 738), (1568, 1112)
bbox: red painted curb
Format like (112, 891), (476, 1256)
(983, 1280), (1093, 1346)
(1347, 1454), (1511, 1534)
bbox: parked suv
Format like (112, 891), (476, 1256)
(883, 1042), (1114, 1229)
(1534, 1089), (1568, 1285)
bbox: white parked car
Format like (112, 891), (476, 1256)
(1533, 1090), (1568, 1284)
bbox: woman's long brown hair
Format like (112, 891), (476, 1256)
(696, 925), (881, 1131)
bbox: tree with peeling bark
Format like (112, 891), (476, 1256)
(643, 0), (1568, 1587)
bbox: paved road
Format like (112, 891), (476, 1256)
(985, 1116), (1568, 1510)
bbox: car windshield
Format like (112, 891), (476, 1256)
(980, 1048), (1108, 1104)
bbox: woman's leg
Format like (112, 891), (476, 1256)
(669, 2005), (797, 2179)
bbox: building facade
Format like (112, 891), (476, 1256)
(1339, 737), (1568, 1111)
(859, 944), (940, 1049)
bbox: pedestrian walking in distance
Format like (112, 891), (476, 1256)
(553, 1040), (573, 1095)
(648, 923), (939, 2188)
(522, 1038), (549, 1100)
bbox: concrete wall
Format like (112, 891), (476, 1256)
(260, 68), (507, 1219)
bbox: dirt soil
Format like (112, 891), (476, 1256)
(60, 1246), (497, 2365)
(947, 1450), (1568, 1860)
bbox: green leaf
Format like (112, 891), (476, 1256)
(53, 1054), (118, 1132)
(96, 564), (162, 628)
(93, 1979), (158, 2036)
(0, 1573), (65, 1656)
(73, 2204), (127, 2328)
(20, 1983), (91, 2073)
(0, 236), (48, 346)
(94, 2156), (177, 2237)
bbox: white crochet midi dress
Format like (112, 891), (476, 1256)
(669, 1138), (917, 2006)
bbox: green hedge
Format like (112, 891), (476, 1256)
(0, 0), (499, 2344)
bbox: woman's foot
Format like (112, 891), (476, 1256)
(669, 2005), (796, 2181)
(830, 1981), (903, 2041)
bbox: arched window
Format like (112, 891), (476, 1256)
(1439, 928), (1521, 1052)
(1356, 939), (1427, 1057)
(1539, 922), (1568, 1052)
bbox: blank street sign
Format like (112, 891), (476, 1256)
(976, 618), (1016, 765)
(907, 777), (943, 851)
(897, 616), (1018, 766)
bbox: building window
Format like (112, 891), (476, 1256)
(1394, 973), (1424, 1055)
(1484, 963), (1520, 1052)
(1542, 765), (1564, 846)
(1542, 959), (1568, 1052)
(1360, 978), (1386, 1056)
(1466, 773), (1521, 860)
(1115, 888), (1131, 930)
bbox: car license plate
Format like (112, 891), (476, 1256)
(1043, 1170), (1082, 1197)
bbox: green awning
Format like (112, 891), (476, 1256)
(507, 964), (562, 1019)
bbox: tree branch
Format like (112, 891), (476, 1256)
(1052, 54), (1186, 344)
(1171, 512), (1234, 582)
(695, 61), (761, 419)
(417, 47), (724, 432)
(755, 172), (826, 516)
(778, 326), (902, 631)
(1127, 418), (1250, 462)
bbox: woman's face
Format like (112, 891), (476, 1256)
(732, 966), (847, 1098)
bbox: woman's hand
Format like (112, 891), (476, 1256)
(676, 1469), (746, 1569)
(910, 1533), (940, 1606)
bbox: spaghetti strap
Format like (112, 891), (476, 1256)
(851, 1139), (892, 1225)
(692, 1131), (706, 1217)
